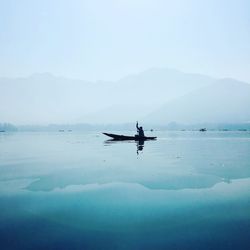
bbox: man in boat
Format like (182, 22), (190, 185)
(136, 121), (144, 137)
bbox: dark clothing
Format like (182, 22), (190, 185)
(136, 123), (144, 137)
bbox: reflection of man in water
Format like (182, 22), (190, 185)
(136, 140), (144, 155)
(136, 121), (144, 137)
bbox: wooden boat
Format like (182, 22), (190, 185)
(199, 128), (207, 132)
(103, 133), (156, 140)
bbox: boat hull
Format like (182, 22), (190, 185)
(103, 133), (156, 140)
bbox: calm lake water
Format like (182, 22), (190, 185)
(0, 131), (250, 249)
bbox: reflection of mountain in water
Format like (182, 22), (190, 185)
(26, 170), (222, 192)
(16, 131), (249, 193)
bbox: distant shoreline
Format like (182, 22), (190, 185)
(1, 122), (250, 132)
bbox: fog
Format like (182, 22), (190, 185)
(0, 69), (250, 125)
(0, 0), (250, 125)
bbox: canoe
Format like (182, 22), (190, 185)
(103, 133), (156, 140)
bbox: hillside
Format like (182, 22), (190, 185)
(144, 78), (250, 124)
(0, 69), (214, 124)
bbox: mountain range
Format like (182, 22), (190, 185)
(0, 68), (249, 125)
(144, 78), (250, 124)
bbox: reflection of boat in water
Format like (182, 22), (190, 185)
(103, 132), (156, 140)
(104, 138), (147, 155)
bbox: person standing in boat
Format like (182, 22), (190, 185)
(136, 121), (144, 137)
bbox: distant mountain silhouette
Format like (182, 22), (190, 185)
(144, 78), (250, 124)
(0, 69), (248, 124)
(0, 73), (109, 124)
(78, 68), (215, 123)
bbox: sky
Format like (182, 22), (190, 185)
(0, 0), (250, 82)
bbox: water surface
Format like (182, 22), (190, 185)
(0, 131), (250, 249)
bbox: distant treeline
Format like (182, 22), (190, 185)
(0, 123), (18, 132)
(1, 122), (250, 132)
(17, 123), (136, 132)
(14, 122), (250, 132)
(158, 122), (250, 131)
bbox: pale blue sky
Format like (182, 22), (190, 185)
(0, 0), (250, 81)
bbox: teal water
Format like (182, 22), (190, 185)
(0, 131), (250, 249)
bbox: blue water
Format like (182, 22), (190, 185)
(0, 131), (250, 249)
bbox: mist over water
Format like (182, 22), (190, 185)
(1, 0), (250, 249)
(0, 131), (250, 249)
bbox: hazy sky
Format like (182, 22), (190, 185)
(0, 0), (250, 82)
